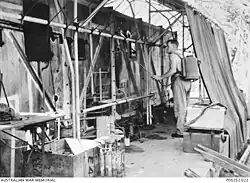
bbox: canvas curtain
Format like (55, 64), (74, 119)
(186, 6), (248, 158)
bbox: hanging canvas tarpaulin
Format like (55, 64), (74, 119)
(186, 6), (248, 159)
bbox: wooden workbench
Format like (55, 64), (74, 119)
(0, 115), (60, 131)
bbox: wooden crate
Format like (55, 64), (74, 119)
(183, 130), (229, 157)
(0, 130), (26, 177)
(23, 139), (100, 177)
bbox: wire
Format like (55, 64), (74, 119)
(49, 0), (70, 24)
(22, 0), (42, 20)
(56, 0), (69, 25)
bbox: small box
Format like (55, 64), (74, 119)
(183, 130), (229, 157)
(186, 104), (226, 131)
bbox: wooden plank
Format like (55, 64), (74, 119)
(197, 144), (250, 172)
(110, 14), (116, 115)
(119, 41), (139, 95)
(65, 138), (83, 155)
(195, 145), (250, 177)
(239, 146), (250, 165)
(0, 115), (59, 131)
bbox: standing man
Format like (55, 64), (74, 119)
(152, 39), (191, 138)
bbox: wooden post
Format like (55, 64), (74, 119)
(160, 26), (165, 100)
(147, 1), (151, 125)
(53, 0), (76, 138)
(146, 46), (150, 125)
(110, 11), (116, 116)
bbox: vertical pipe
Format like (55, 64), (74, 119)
(74, 0), (81, 139)
(41, 123), (45, 177)
(89, 6), (95, 101)
(147, 0), (151, 125)
(99, 68), (102, 101)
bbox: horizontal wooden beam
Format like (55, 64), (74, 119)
(195, 145), (250, 177)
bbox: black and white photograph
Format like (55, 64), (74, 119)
(0, 0), (249, 180)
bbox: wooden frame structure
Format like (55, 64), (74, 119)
(0, 0), (196, 140)
(0, 0), (241, 178)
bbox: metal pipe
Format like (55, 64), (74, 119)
(80, 94), (153, 114)
(74, 0), (81, 139)
(0, 11), (162, 46)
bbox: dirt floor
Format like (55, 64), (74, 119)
(124, 104), (213, 177)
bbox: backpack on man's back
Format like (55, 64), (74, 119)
(172, 53), (200, 81)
